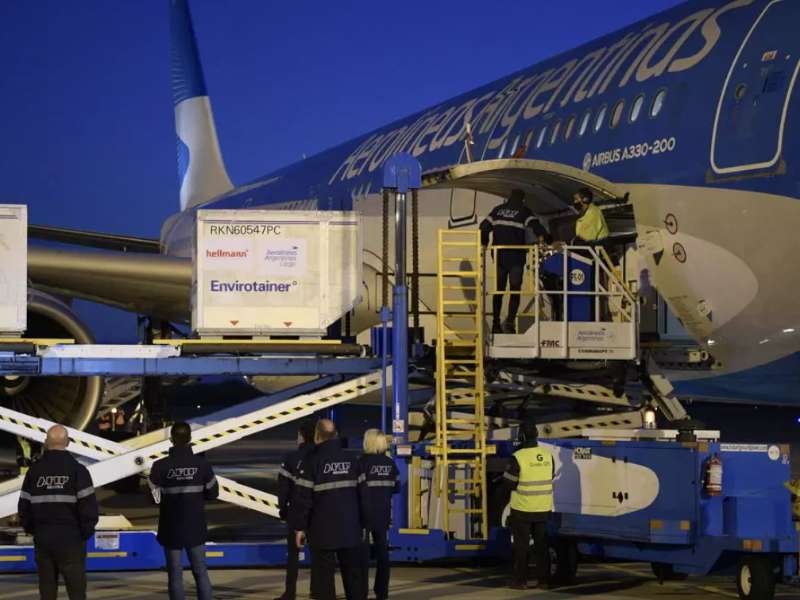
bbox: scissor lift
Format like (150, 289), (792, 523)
(423, 231), (651, 545)
(0, 367), (387, 570)
(486, 243), (638, 360)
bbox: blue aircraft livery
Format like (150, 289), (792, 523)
(159, 0), (800, 405)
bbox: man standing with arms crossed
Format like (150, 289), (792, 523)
(18, 424), (98, 600)
(149, 422), (219, 600)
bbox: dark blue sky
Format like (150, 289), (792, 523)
(0, 0), (683, 339)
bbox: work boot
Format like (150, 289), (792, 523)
(492, 320), (503, 334)
(503, 320), (517, 334)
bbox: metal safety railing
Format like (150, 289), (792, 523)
(483, 243), (638, 360)
(432, 229), (491, 540)
(486, 244), (636, 324)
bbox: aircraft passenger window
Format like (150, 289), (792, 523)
(524, 130), (534, 149)
(594, 104), (607, 132)
(549, 120), (561, 145)
(610, 100), (625, 129)
(578, 109), (592, 136)
(498, 138), (508, 159)
(536, 126), (547, 148)
(650, 89), (666, 118)
(564, 115), (576, 140)
(630, 94), (644, 122)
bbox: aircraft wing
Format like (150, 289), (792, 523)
(29, 246), (191, 322)
(29, 225), (161, 253)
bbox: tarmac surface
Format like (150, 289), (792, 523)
(2, 561), (800, 599)
(4, 404), (800, 598)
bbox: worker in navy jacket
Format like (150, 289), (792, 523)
(18, 424), (98, 600)
(480, 189), (551, 333)
(149, 422), (219, 600)
(290, 419), (365, 600)
(275, 420), (316, 600)
(358, 429), (400, 600)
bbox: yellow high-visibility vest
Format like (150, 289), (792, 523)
(510, 446), (554, 513)
(575, 204), (609, 242)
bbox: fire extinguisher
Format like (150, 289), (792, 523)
(705, 453), (723, 496)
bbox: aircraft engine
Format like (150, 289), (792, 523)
(0, 290), (103, 430)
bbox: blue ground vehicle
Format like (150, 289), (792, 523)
(541, 435), (799, 600)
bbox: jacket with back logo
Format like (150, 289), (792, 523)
(289, 438), (364, 550)
(149, 445), (219, 549)
(358, 453), (400, 531)
(18, 449), (98, 545)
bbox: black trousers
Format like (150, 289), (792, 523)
(34, 540), (87, 600)
(510, 510), (550, 585)
(311, 545), (365, 600)
(283, 531), (300, 599)
(283, 531), (321, 600)
(494, 261), (524, 324)
(361, 528), (390, 600)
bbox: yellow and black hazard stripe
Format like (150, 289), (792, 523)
(219, 483), (280, 512)
(0, 413), (117, 457)
(145, 376), (381, 462)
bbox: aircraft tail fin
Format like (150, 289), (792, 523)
(171, 0), (233, 211)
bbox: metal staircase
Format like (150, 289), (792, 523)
(432, 229), (491, 540)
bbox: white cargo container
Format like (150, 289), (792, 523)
(0, 205), (27, 336)
(193, 210), (362, 337)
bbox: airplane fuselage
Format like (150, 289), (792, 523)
(162, 0), (800, 381)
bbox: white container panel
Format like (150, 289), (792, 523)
(0, 205), (27, 336)
(193, 210), (361, 336)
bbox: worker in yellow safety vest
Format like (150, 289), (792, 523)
(572, 187), (609, 243)
(502, 421), (555, 590)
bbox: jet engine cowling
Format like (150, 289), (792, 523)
(0, 290), (103, 430)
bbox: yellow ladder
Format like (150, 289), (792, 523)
(432, 229), (490, 540)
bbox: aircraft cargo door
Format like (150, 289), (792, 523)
(711, 0), (800, 175)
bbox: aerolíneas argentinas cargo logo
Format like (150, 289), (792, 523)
(167, 467), (198, 480)
(37, 475), (70, 489)
(210, 280), (296, 293)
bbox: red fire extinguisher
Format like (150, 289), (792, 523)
(705, 453), (723, 496)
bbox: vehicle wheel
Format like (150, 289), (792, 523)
(551, 539), (579, 585)
(651, 562), (689, 583)
(736, 556), (775, 600)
